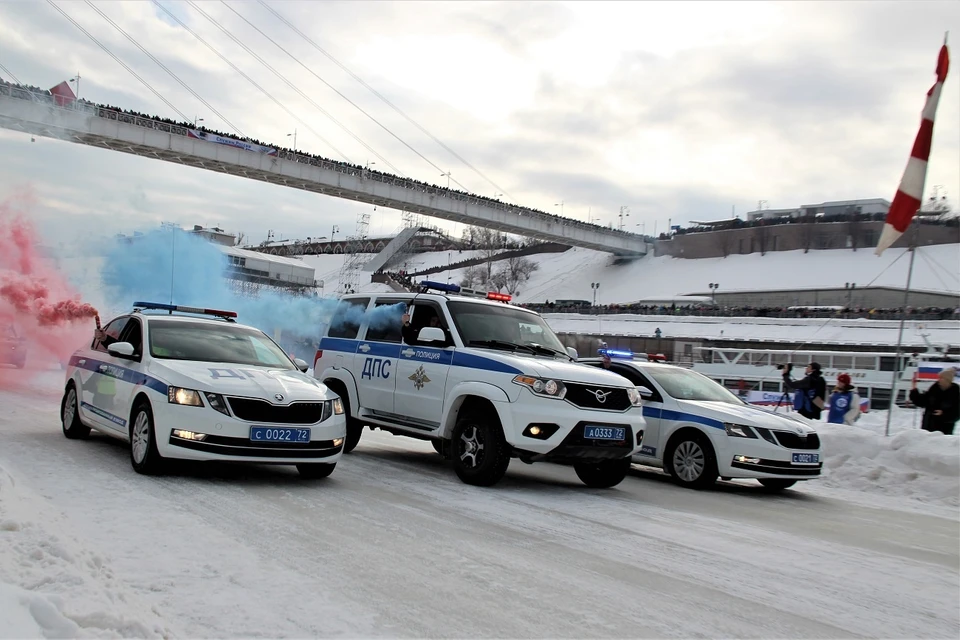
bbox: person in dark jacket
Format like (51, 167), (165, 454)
(783, 361), (827, 420)
(909, 367), (959, 435)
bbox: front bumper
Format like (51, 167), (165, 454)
(499, 398), (645, 463)
(155, 404), (347, 464)
(718, 438), (823, 479)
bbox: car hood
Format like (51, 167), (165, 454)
(505, 355), (632, 387)
(152, 360), (332, 401)
(677, 400), (817, 434)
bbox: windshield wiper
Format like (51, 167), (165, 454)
(526, 343), (571, 359)
(468, 339), (539, 355)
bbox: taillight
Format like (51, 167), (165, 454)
(314, 349), (323, 369)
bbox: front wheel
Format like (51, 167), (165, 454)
(758, 478), (797, 492)
(574, 458), (631, 488)
(61, 384), (90, 440)
(297, 463), (336, 479)
(665, 432), (718, 489)
(130, 401), (164, 475)
(451, 411), (510, 487)
(343, 419), (363, 454)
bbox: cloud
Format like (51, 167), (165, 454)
(0, 0), (957, 246)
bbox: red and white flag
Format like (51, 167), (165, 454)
(875, 41), (950, 255)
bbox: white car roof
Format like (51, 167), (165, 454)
(343, 292), (540, 315)
(133, 312), (261, 331)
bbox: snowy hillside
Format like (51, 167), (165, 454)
(422, 244), (960, 304)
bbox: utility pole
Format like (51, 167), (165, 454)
(287, 128), (297, 153)
(69, 72), (80, 99)
(619, 206), (630, 230)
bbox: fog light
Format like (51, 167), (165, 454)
(529, 426), (542, 436)
(734, 455), (760, 464)
(522, 423), (559, 440)
(172, 429), (207, 441)
(333, 437), (344, 447)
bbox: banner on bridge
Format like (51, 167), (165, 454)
(187, 129), (278, 156)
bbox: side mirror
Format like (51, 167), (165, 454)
(565, 346), (579, 359)
(294, 358), (309, 373)
(637, 385), (654, 399)
(417, 326), (447, 344)
(107, 342), (135, 358)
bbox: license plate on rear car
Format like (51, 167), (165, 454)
(584, 426), (626, 441)
(792, 453), (819, 464)
(250, 427), (311, 442)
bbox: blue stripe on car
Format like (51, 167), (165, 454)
(319, 338), (521, 375)
(80, 401), (127, 427)
(69, 355), (168, 395)
(644, 406), (725, 430)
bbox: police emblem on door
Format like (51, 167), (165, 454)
(409, 365), (431, 390)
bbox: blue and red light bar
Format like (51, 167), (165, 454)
(599, 348), (634, 360)
(132, 301), (238, 319)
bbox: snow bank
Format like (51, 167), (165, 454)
(817, 409), (960, 507)
(0, 465), (175, 639)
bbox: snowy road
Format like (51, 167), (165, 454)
(1, 373), (958, 638)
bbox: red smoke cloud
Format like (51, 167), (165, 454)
(1, 192), (99, 389)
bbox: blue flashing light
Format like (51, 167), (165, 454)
(419, 281), (461, 294)
(599, 348), (634, 360)
(132, 301), (238, 319)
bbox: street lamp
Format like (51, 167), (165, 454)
(555, 200), (564, 216)
(69, 72), (80, 99)
(618, 206), (630, 230)
(193, 116), (204, 127)
(287, 128), (297, 153)
(708, 282), (719, 304)
(591, 282), (600, 307)
(440, 171), (451, 188)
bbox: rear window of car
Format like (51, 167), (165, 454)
(148, 320), (295, 369)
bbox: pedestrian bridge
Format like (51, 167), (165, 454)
(0, 85), (647, 256)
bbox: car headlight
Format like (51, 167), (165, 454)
(626, 387), (643, 407)
(332, 398), (344, 415)
(724, 423), (758, 438)
(512, 375), (567, 399)
(168, 386), (203, 407)
(204, 392), (230, 416)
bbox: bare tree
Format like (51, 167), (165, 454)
(715, 230), (733, 258)
(460, 264), (488, 289)
(799, 213), (816, 253)
(492, 257), (539, 295)
(753, 224), (769, 256)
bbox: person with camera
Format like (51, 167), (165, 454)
(780, 362), (826, 420)
(909, 367), (959, 435)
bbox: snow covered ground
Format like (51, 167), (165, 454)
(1, 369), (958, 638)
(421, 243), (960, 304)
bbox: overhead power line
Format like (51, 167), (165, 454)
(256, 0), (513, 200)
(43, 0), (190, 122)
(186, 0), (402, 174)
(0, 61), (22, 84)
(84, 0), (244, 136)
(226, 0), (469, 192)
(148, 0), (352, 163)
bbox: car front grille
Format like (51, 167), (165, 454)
(772, 431), (821, 450)
(564, 384), (632, 411)
(226, 398), (329, 424)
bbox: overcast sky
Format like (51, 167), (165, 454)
(0, 0), (958, 247)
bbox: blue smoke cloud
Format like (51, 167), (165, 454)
(100, 228), (406, 363)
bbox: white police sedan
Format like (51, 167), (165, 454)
(580, 350), (822, 491)
(61, 302), (347, 478)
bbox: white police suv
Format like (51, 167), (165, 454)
(313, 282), (646, 488)
(60, 302), (347, 478)
(580, 350), (822, 491)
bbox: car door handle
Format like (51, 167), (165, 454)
(358, 344), (371, 353)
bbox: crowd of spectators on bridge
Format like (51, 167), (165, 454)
(520, 301), (960, 321)
(2, 79), (638, 237)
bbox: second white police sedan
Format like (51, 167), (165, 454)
(580, 350), (823, 491)
(61, 302), (347, 478)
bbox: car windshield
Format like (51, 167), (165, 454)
(447, 301), (568, 355)
(148, 320), (295, 369)
(645, 367), (744, 404)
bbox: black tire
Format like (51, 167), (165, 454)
(129, 400), (164, 475)
(431, 439), (450, 459)
(451, 408), (510, 487)
(326, 381), (362, 454)
(61, 383), (90, 440)
(664, 431), (718, 489)
(574, 458), (631, 488)
(297, 463), (336, 479)
(758, 478), (797, 492)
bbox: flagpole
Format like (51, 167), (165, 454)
(885, 221), (919, 437)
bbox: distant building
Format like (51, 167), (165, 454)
(188, 225), (236, 246)
(747, 198), (890, 222)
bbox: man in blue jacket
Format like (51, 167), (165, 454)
(783, 362), (827, 421)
